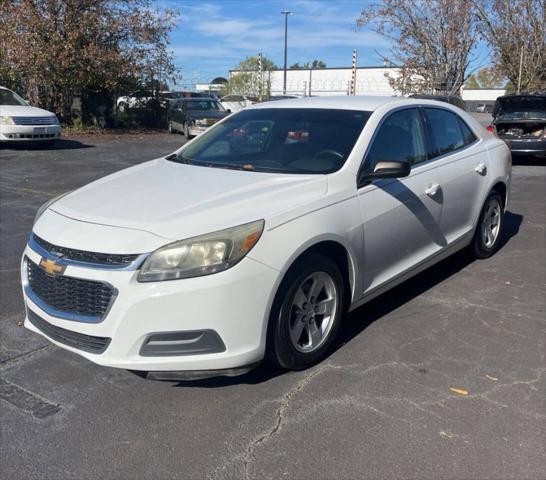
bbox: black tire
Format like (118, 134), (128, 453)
(118, 102), (128, 113)
(472, 190), (504, 259)
(265, 254), (345, 371)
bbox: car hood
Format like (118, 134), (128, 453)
(50, 158), (328, 240)
(186, 110), (228, 120)
(494, 95), (546, 114)
(0, 105), (56, 117)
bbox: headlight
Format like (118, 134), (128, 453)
(138, 220), (264, 282)
(33, 191), (72, 225)
(52, 116), (60, 125)
(195, 119), (207, 126)
(0, 116), (14, 125)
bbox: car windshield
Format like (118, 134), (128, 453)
(0, 89), (27, 106)
(185, 100), (223, 111)
(171, 108), (371, 174)
(498, 111), (546, 121)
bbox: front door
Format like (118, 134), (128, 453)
(357, 107), (446, 294)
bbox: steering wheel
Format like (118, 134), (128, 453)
(313, 149), (344, 161)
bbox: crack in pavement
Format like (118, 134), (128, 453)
(0, 376), (62, 419)
(209, 361), (333, 480)
(0, 344), (54, 371)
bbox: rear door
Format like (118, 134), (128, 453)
(357, 107), (445, 294)
(422, 107), (489, 244)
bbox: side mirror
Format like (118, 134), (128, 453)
(358, 160), (411, 186)
(226, 109), (232, 113)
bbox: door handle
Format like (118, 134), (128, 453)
(425, 183), (441, 197)
(475, 162), (487, 175)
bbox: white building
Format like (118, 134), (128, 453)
(229, 66), (507, 107)
(229, 66), (402, 96)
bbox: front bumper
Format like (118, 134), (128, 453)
(0, 124), (61, 141)
(21, 242), (279, 371)
(188, 125), (209, 137)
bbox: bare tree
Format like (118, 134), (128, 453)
(0, 0), (179, 119)
(473, 0), (545, 92)
(357, 0), (478, 96)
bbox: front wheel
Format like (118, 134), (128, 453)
(265, 254), (345, 371)
(472, 191), (504, 258)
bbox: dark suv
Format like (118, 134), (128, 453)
(492, 93), (546, 158)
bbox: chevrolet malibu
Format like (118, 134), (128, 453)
(22, 97), (511, 375)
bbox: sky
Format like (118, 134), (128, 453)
(165, 0), (490, 88)
(167, 0), (391, 86)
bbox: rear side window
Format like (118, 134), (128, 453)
(423, 108), (465, 157)
(365, 108), (427, 168)
(458, 119), (477, 146)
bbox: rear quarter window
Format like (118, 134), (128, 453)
(423, 108), (465, 158)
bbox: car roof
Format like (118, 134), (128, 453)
(248, 95), (455, 112)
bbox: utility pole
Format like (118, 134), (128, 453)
(281, 11), (291, 95)
(517, 45), (524, 94)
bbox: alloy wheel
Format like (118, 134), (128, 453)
(481, 197), (501, 248)
(288, 271), (338, 353)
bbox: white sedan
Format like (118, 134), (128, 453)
(22, 96), (511, 375)
(0, 86), (61, 143)
(220, 94), (258, 113)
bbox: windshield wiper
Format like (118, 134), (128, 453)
(166, 154), (194, 165)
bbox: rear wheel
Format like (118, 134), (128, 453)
(472, 191), (504, 258)
(266, 254), (345, 371)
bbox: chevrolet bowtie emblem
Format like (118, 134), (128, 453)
(39, 257), (65, 275)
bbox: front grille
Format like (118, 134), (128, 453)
(12, 116), (57, 126)
(27, 258), (115, 319)
(27, 309), (110, 354)
(32, 234), (139, 266)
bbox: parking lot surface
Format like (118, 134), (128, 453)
(1, 134), (545, 479)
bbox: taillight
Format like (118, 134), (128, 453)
(486, 125), (496, 135)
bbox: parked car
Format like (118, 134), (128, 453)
(476, 103), (493, 113)
(409, 94), (467, 111)
(23, 96), (511, 376)
(167, 98), (229, 137)
(0, 86), (60, 144)
(490, 93), (546, 157)
(116, 89), (171, 112)
(264, 95), (301, 102)
(220, 94), (258, 112)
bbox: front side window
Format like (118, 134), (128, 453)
(424, 108), (465, 157)
(365, 108), (427, 170)
(172, 108), (371, 174)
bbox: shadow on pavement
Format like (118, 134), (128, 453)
(149, 210), (523, 388)
(0, 138), (94, 150)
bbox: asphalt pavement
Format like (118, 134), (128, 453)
(0, 132), (545, 479)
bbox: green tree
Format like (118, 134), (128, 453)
(222, 55), (277, 100)
(465, 67), (505, 88)
(290, 60), (326, 69)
